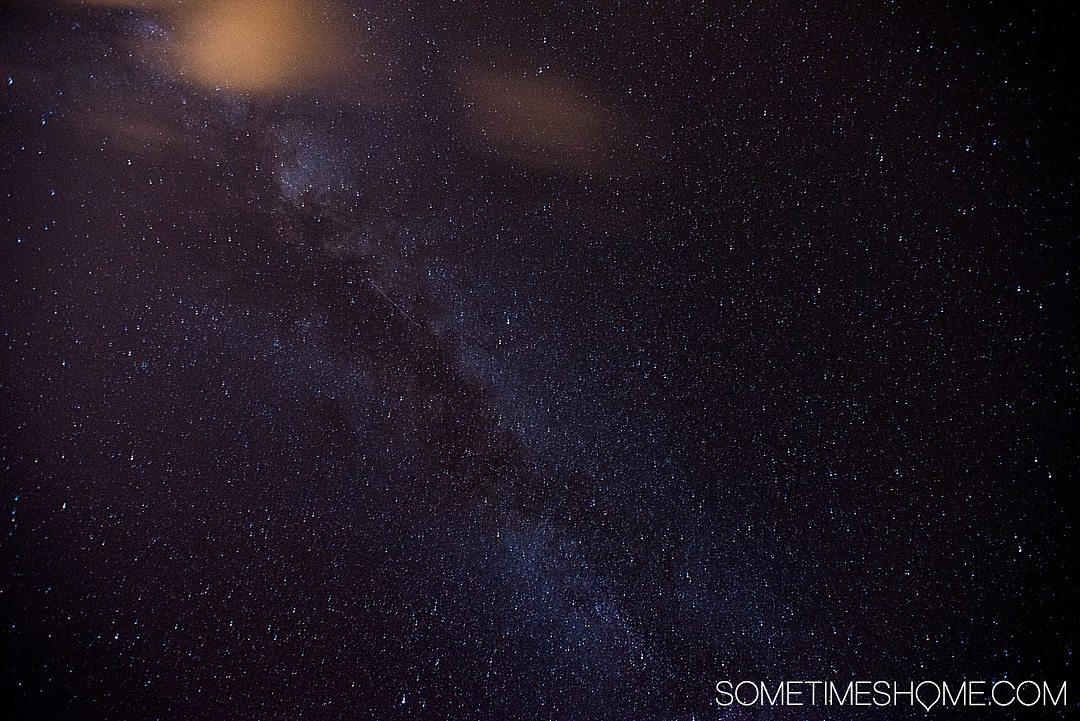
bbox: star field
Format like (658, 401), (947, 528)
(1, 1), (1077, 719)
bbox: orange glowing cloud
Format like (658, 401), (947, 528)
(171, 0), (350, 93)
(69, 0), (360, 95)
(462, 67), (619, 172)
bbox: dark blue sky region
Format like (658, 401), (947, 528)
(1, 1), (1076, 719)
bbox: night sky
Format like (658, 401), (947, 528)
(1, 1), (1077, 719)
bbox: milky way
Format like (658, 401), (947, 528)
(2, 2), (1077, 719)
